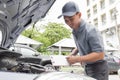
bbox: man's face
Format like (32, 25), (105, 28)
(64, 12), (81, 30)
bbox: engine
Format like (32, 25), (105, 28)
(0, 48), (46, 74)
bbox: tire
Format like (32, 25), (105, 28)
(41, 60), (60, 71)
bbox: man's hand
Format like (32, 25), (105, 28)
(66, 55), (81, 64)
(66, 56), (76, 64)
(67, 52), (104, 64)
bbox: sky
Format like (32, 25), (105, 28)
(35, 0), (87, 28)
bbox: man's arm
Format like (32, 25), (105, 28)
(76, 52), (104, 62)
(66, 52), (104, 64)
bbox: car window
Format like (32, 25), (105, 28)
(9, 44), (41, 56)
(20, 47), (36, 56)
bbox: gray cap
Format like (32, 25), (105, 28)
(58, 1), (80, 19)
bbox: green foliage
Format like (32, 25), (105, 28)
(42, 22), (71, 45)
(22, 28), (39, 38)
(22, 22), (71, 55)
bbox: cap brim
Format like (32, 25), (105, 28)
(58, 15), (62, 19)
(58, 12), (76, 19)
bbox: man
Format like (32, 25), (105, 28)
(58, 1), (108, 80)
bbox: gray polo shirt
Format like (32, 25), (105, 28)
(72, 19), (104, 64)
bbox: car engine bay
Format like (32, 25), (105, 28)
(0, 47), (47, 74)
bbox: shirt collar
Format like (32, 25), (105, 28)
(72, 19), (86, 34)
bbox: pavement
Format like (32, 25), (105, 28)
(109, 74), (120, 80)
(60, 66), (120, 80)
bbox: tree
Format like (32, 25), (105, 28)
(22, 22), (39, 38)
(22, 22), (71, 54)
(38, 22), (71, 55)
(42, 22), (71, 45)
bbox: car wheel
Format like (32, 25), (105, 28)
(41, 60), (55, 71)
(44, 63), (56, 71)
(41, 60), (60, 71)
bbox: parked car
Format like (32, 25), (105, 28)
(105, 53), (120, 74)
(9, 44), (58, 70)
(0, 0), (96, 80)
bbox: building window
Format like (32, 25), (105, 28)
(100, 0), (105, 10)
(89, 21), (91, 24)
(94, 18), (98, 27)
(101, 14), (106, 25)
(110, 8), (116, 22)
(87, 0), (90, 6)
(93, 5), (97, 15)
(87, 9), (91, 18)
(109, 0), (115, 4)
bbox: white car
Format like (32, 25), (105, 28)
(9, 44), (58, 70)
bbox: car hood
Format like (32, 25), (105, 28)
(0, 71), (96, 80)
(0, 71), (39, 80)
(37, 71), (96, 80)
(0, 0), (56, 48)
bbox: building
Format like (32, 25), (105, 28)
(48, 38), (76, 55)
(85, 0), (120, 49)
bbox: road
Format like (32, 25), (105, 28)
(109, 74), (120, 80)
(60, 66), (120, 80)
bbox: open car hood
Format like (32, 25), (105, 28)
(0, 0), (56, 48)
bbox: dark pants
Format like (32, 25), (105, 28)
(85, 60), (108, 80)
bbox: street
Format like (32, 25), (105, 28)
(109, 74), (120, 80)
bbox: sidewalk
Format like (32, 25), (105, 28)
(109, 75), (120, 80)
(60, 66), (120, 80)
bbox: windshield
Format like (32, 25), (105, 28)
(9, 45), (40, 56)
